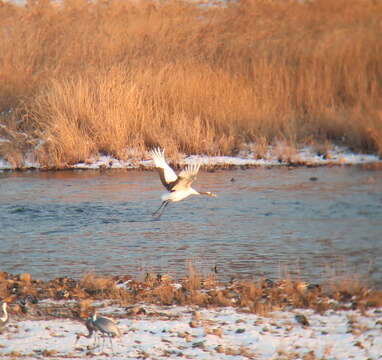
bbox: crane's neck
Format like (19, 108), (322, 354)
(1, 303), (8, 323)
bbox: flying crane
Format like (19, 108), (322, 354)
(150, 148), (216, 218)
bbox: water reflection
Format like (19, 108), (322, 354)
(0, 167), (381, 286)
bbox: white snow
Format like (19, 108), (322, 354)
(0, 146), (382, 170)
(1, 145), (379, 170)
(69, 146), (382, 170)
(0, 157), (12, 170)
(1, 305), (381, 359)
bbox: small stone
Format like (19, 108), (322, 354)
(212, 328), (223, 337)
(192, 311), (201, 321)
(189, 320), (199, 328)
(295, 314), (310, 326)
(215, 345), (225, 353)
(192, 341), (205, 349)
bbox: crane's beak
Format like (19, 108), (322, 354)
(200, 191), (217, 197)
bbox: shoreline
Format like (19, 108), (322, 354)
(0, 306), (382, 360)
(1, 270), (381, 314)
(1, 271), (381, 359)
(2, 304), (381, 359)
(1, 145), (381, 172)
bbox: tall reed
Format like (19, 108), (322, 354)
(1, 0), (381, 167)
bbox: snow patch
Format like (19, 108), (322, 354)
(1, 305), (381, 359)
(0, 145), (380, 170)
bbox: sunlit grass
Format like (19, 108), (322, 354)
(1, 0), (382, 167)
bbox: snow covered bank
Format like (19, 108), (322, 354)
(0, 146), (380, 170)
(68, 146), (382, 170)
(1, 304), (381, 359)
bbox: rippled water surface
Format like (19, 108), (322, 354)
(0, 167), (381, 286)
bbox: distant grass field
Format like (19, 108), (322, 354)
(1, 0), (382, 168)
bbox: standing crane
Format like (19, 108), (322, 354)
(0, 303), (9, 332)
(92, 312), (122, 353)
(75, 316), (98, 348)
(150, 148), (217, 218)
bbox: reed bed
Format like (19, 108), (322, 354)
(1, 0), (382, 167)
(0, 267), (380, 321)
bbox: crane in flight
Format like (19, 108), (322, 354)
(150, 148), (216, 218)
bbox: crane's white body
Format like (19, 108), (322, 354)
(150, 148), (216, 217)
(161, 187), (199, 202)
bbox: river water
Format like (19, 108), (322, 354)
(0, 167), (381, 286)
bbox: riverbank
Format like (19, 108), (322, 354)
(1, 0), (382, 170)
(2, 304), (381, 359)
(0, 145), (381, 171)
(0, 271), (381, 359)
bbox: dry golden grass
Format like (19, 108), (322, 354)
(79, 273), (116, 296)
(0, 264), (381, 321)
(1, 0), (382, 167)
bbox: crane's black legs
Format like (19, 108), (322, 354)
(99, 334), (114, 353)
(152, 201), (169, 218)
(109, 336), (114, 354)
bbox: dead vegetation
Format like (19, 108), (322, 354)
(0, 266), (381, 322)
(0, 0), (382, 168)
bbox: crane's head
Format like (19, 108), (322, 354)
(199, 191), (217, 197)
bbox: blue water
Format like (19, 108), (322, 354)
(0, 167), (381, 286)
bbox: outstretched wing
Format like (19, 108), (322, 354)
(172, 162), (201, 191)
(150, 148), (178, 191)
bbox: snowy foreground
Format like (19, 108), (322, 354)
(0, 146), (381, 170)
(2, 304), (382, 360)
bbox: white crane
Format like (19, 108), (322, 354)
(0, 303), (9, 332)
(150, 148), (217, 218)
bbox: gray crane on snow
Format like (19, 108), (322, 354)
(92, 312), (121, 352)
(150, 148), (217, 218)
(75, 312), (121, 352)
(75, 316), (98, 348)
